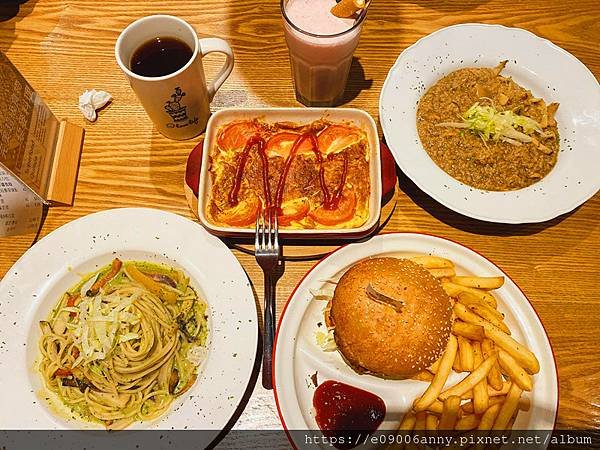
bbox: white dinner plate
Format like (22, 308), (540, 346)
(380, 23), (600, 223)
(273, 233), (558, 445)
(0, 208), (258, 440)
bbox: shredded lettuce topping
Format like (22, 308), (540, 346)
(315, 329), (336, 352)
(438, 102), (551, 146)
(310, 287), (337, 352)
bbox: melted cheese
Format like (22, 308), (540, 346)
(206, 119), (371, 230)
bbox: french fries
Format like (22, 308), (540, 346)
(456, 291), (483, 307)
(411, 370), (435, 382)
(428, 357), (441, 374)
(451, 276), (504, 290)
(442, 282), (498, 308)
(488, 381), (511, 397)
(498, 350), (533, 391)
(472, 342), (489, 414)
(455, 414), (480, 430)
(414, 335), (458, 411)
(478, 403), (502, 430)
(428, 267), (456, 278)
(462, 395), (505, 414)
(519, 396), (531, 412)
(505, 411), (518, 431)
(460, 389), (474, 400)
(398, 411), (416, 430)
(414, 411), (428, 430)
(492, 383), (523, 430)
(439, 352), (498, 400)
(482, 339), (504, 390)
(439, 396), (461, 430)
(452, 321), (485, 341)
(425, 414), (439, 432)
(472, 299), (504, 320)
(468, 303), (510, 334)
(393, 255), (538, 437)
(452, 349), (462, 372)
(462, 395), (529, 414)
(454, 303), (540, 374)
(409, 255), (453, 268)
(426, 400), (444, 415)
(457, 336), (474, 371)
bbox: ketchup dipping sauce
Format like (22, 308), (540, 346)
(313, 380), (386, 449)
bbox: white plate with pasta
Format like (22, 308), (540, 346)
(273, 233), (557, 446)
(0, 208), (258, 439)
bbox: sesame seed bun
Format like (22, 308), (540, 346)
(330, 257), (453, 379)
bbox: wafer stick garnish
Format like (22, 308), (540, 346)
(366, 284), (404, 312)
(331, 0), (366, 18)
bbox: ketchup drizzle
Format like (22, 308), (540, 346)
(228, 127), (350, 213)
(228, 135), (271, 207)
(274, 132), (323, 210)
(327, 152), (349, 210)
(273, 131), (349, 211)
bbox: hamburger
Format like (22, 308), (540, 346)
(330, 257), (453, 379)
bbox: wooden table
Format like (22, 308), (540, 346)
(1, 0), (599, 434)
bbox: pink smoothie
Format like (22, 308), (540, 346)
(282, 0), (365, 106)
(285, 0), (355, 35)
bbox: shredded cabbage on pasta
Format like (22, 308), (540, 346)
(38, 259), (208, 429)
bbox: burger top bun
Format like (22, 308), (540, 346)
(330, 257), (453, 379)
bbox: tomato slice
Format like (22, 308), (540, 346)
(54, 368), (72, 377)
(277, 197), (310, 226)
(309, 191), (357, 226)
(266, 132), (314, 158)
(218, 195), (260, 227)
(317, 125), (362, 154)
(217, 121), (259, 151)
(66, 294), (79, 318)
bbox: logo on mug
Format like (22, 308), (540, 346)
(164, 87), (189, 122)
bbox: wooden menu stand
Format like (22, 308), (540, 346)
(0, 51), (85, 206)
(45, 121), (85, 205)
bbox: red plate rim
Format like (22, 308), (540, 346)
(272, 231), (559, 447)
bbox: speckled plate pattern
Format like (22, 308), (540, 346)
(380, 23), (600, 223)
(273, 233), (557, 444)
(0, 208), (258, 436)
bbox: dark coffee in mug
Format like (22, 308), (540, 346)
(116, 15), (234, 139)
(130, 37), (193, 77)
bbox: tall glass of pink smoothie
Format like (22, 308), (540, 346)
(281, 0), (367, 106)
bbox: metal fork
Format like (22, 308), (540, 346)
(255, 207), (280, 389)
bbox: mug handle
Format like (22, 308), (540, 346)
(198, 37), (234, 101)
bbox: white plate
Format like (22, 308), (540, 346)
(379, 23), (600, 224)
(274, 233), (558, 444)
(0, 208), (258, 439)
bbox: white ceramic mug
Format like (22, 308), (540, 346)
(115, 15), (234, 140)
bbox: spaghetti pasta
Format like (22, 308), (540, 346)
(38, 259), (208, 429)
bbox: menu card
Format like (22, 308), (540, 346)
(0, 51), (84, 206)
(0, 167), (43, 237)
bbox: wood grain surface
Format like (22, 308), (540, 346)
(1, 0), (599, 433)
